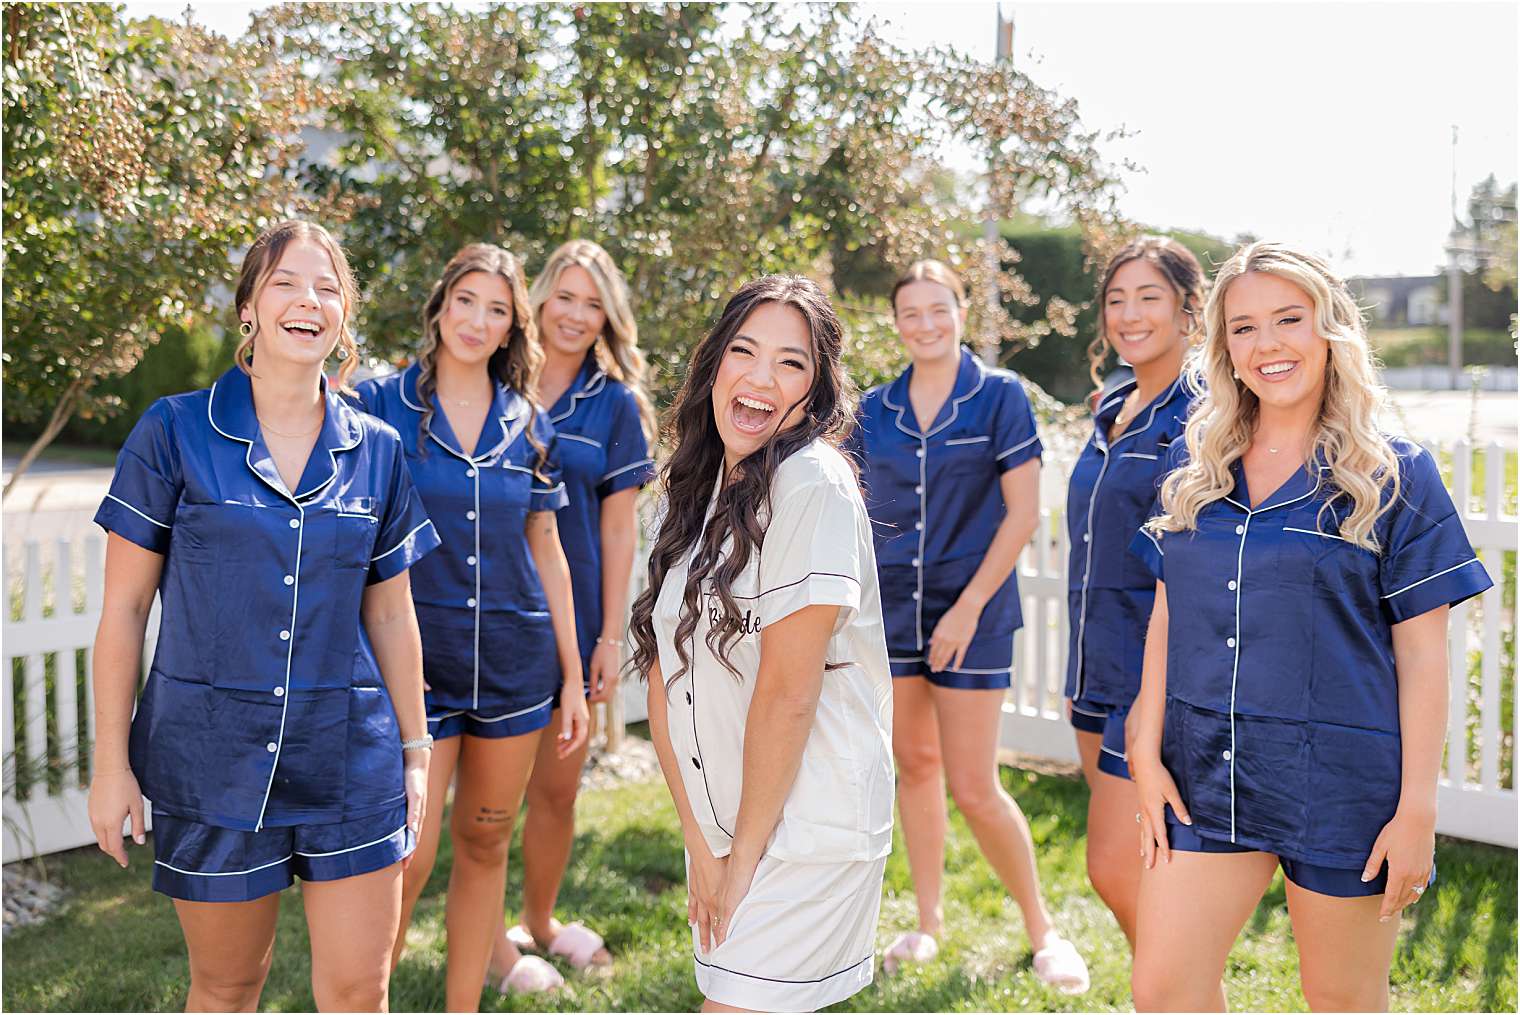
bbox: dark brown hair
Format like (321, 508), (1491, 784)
(1087, 236), (1205, 391)
(415, 243), (546, 474)
(628, 275), (856, 686)
(233, 220), (361, 389)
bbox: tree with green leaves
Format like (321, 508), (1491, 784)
(1, 2), (320, 494)
(255, 1), (1125, 403)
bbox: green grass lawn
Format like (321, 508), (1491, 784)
(2, 754), (1515, 1012)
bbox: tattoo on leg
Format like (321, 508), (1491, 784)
(475, 806), (516, 825)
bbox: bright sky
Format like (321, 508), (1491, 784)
(126, 0), (1518, 278)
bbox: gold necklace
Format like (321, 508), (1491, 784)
(259, 415), (323, 439)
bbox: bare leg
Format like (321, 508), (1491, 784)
(701, 1000), (758, 1012)
(1074, 727), (1142, 946)
(174, 895), (281, 1012)
(304, 862), (404, 1012)
(508, 706), (609, 962)
(445, 729), (542, 1011)
(891, 675), (947, 936)
(392, 734), (461, 970)
(1131, 849), (1279, 1011)
(932, 684), (1056, 950)
(1286, 878), (1401, 1012)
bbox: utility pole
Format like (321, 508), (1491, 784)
(1446, 125), (1465, 390)
(978, 6), (1014, 365)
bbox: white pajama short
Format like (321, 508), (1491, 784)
(688, 851), (887, 1012)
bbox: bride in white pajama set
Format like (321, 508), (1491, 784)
(632, 275), (893, 1013)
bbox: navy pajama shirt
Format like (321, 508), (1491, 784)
(852, 346), (1043, 690)
(544, 354), (655, 691)
(1130, 438), (1493, 896)
(95, 366), (440, 902)
(1064, 375), (1197, 778)
(355, 363), (569, 741)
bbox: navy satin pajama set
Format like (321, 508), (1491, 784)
(355, 363), (568, 740)
(853, 346), (1043, 689)
(95, 367), (440, 902)
(1129, 438), (1492, 896)
(544, 354), (655, 690)
(1065, 375), (1196, 779)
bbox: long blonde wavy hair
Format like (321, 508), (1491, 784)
(233, 220), (361, 391)
(415, 243), (547, 474)
(529, 239), (655, 440)
(1149, 241), (1399, 551)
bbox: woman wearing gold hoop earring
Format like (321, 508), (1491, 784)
(88, 220), (439, 1012)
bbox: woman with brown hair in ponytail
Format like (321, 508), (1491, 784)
(354, 243), (589, 1006)
(88, 220), (439, 1011)
(1063, 236), (1204, 946)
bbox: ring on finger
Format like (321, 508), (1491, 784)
(1135, 812), (1142, 823)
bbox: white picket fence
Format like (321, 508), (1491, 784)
(4, 442), (1516, 861)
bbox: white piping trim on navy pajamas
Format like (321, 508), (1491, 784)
(470, 694), (556, 723)
(1139, 528), (1164, 555)
(1070, 701), (1106, 717)
(1282, 526), (1349, 542)
(372, 520), (436, 563)
(293, 824), (407, 858)
(548, 369), (608, 424)
(944, 435), (990, 446)
(1226, 514), (1249, 842)
(995, 432), (1041, 460)
(1100, 744), (1127, 760)
(105, 493), (171, 529)
(602, 458), (654, 483)
(155, 854), (293, 877)
(1071, 440), (1112, 700)
(557, 432), (603, 448)
(1215, 477), (1322, 841)
(419, 429), (488, 710)
(1068, 376), (1183, 702)
(208, 381), (306, 832)
(1118, 451), (1158, 461)
(1381, 557), (1482, 599)
(880, 361), (991, 655)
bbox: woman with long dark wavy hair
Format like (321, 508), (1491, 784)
(1064, 237), (1204, 946)
(354, 243), (590, 1005)
(629, 275), (894, 1012)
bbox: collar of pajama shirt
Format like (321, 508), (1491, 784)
(652, 440), (896, 864)
(547, 353), (655, 666)
(1064, 374), (1197, 706)
(352, 363), (570, 719)
(849, 345), (1043, 649)
(93, 366), (440, 831)
(1128, 437), (1493, 868)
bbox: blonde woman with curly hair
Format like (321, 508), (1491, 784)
(493, 240), (655, 975)
(355, 243), (590, 1005)
(1126, 242), (1492, 1011)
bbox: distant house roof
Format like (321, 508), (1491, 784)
(1348, 274), (1443, 325)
